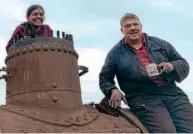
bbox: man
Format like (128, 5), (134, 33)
(99, 13), (193, 133)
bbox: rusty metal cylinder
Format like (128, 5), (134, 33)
(5, 37), (86, 112)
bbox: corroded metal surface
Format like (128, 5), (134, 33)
(5, 38), (81, 111)
(0, 36), (148, 133)
(0, 105), (142, 133)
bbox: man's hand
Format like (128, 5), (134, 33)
(157, 62), (174, 73)
(109, 89), (128, 108)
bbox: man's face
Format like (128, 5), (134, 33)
(121, 18), (142, 41)
(27, 8), (45, 26)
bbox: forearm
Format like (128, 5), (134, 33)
(99, 72), (117, 98)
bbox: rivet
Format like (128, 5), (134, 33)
(7, 55), (11, 60)
(10, 53), (14, 59)
(52, 83), (57, 88)
(57, 46), (62, 51)
(52, 96), (58, 102)
(63, 47), (67, 53)
(43, 45), (49, 51)
(50, 45), (56, 51)
(68, 49), (72, 54)
(22, 48), (27, 54)
(16, 50), (20, 55)
(28, 46), (34, 53)
(35, 46), (41, 51)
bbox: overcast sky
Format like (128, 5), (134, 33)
(0, 0), (192, 106)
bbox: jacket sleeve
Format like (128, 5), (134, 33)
(99, 51), (118, 98)
(163, 41), (190, 83)
(44, 24), (53, 37)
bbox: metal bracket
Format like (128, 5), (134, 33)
(79, 65), (88, 77)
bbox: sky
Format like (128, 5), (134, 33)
(0, 0), (192, 106)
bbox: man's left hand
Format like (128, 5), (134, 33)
(157, 62), (174, 73)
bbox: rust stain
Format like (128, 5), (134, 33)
(0, 36), (148, 133)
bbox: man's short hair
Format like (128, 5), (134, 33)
(120, 13), (140, 26)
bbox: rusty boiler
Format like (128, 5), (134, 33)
(0, 31), (148, 133)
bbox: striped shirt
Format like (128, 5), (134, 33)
(125, 35), (165, 85)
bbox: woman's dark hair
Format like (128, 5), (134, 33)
(26, 4), (45, 18)
(20, 4), (45, 38)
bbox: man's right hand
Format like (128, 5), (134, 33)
(109, 88), (128, 108)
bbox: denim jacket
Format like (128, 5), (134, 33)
(99, 33), (190, 97)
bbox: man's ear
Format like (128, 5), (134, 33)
(120, 27), (123, 34)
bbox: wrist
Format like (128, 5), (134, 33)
(111, 88), (118, 93)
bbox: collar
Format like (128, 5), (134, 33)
(119, 33), (155, 54)
(124, 34), (147, 49)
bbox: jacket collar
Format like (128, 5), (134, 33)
(119, 33), (159, 54)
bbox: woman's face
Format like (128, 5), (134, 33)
(27, 8), (45, 26)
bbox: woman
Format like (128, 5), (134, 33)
(6, 4), (52, 52)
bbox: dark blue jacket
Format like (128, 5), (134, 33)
(99, 33), (190, 98)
